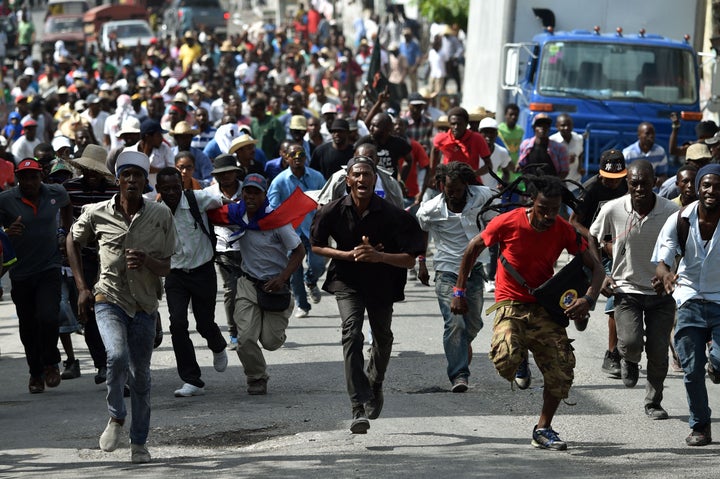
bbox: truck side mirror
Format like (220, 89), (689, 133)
(503, 45), (520, 88)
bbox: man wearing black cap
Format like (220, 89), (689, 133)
(213, 173), (305, 395)
(653, 163), (720, 446)
(311, 156), (424, 433)
(591, 160), (678, 420)
(570, 149), (628, 378)
(517, 113), (568, 178)
(310, 118), (354, 180)
(0, 158), (72, 394)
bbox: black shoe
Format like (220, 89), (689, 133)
(61, 359), (80, 380)
(644, 404), (669, 420)
(686, 424), (712, 446)
(350, 406), (370, 434)
(365, 381), (384, 420)
(707, 363), (720, 384)
(601, 349), (621, 378)
(621, 359), (639, 388)
(94, 366), (107, 385)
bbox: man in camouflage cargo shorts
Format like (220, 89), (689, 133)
(451, 175), (603, 451)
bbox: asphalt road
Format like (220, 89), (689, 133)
(1, 251), (720, 478)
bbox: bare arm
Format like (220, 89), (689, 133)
(265, 243), (305, 291)
(313, 235), (415, 269)
(450, 233), (487, 314)
(126, 249), (171, 277)
(66, 236), (92, 324)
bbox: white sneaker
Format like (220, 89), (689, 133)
(484, 280), (496, 293)
(131, 443), (151, 463)
(174, 383), (205, 397)
(408, 268), (418, 280)
(99, 418), (123, 452)
(295, 308), (309, 318)
(213, 350), (228, 372)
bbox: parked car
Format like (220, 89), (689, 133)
(41, 14), (84, 57)
(161, 0), (228, 39)
(100, 19), (155, 52)
(83, 4), (147, 53)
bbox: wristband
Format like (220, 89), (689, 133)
(452, 287), (466, 298)
(57, 227), (67, 237)
(582, 294), (596, 310)
(417, 255), (426, 263)
(671, 123), (680, 130)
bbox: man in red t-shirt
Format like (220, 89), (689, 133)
(451, 175), (603, 451)
(394, 117), (429, 206)
(431, 106), (492, 179)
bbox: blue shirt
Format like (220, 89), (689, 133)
(399, 39), (422, 67)
(264, 157), (284, 181)
(267, 166), (325, 238)
(623, 142), (668, 177)
(652, 201), (720, 307)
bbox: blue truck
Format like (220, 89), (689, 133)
(502, 26), (702, 176)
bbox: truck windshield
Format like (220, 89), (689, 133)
(537, 41), (697, 104)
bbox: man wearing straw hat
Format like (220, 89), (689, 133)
(169, 120), (213, 185)
(64, 144), (120, 385)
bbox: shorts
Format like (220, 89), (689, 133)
(489, 301), (575, 399)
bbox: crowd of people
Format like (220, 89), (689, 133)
(0, 3), (719, 464)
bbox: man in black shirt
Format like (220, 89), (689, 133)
(310, 119), (354, 180)
(355, 113), (412, 179)
(570, 149), (628, 378)
(311, 156), (424, 434)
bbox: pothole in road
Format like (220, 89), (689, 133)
(155, 424), (282, 447)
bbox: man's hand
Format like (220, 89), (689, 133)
(450, 296), (468, 315)
(77, 287), (94, 325)
(263, 276), (287, 293)
(6, 216), (24, 236)
(600, 275), (616, 297)
(564, 296), (592, 321)
(352, 236), (383, 263)
(418, 261), (430, 286)
(652, 272), (676, 295)
(125, 249), (147, 270)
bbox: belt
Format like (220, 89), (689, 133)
(171, 260), (213, 275)
(241, 270), (263, 285)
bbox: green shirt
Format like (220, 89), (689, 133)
(251, 115), (285, 160)
(17, 20), (34, 46)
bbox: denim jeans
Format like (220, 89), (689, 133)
(435, 265), (484, 381)
(675, 299), (720, 430)
(336, 290), (393, 407)
(290, 233), (326, 311)
(614, 293), (675, 406)
(95, 302), (156, 445)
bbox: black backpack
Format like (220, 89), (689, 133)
(184, 190), (217, 253)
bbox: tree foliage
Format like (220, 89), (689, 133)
(416, 0), (469, 31)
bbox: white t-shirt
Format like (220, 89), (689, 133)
(550, 131), (584, 185)
(481, 144), (512, 189)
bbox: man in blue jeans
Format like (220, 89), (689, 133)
(653, 163), (720, 446)
(67, 151), (175, 463)
(267, 143), (326, 318)
(416, 161), (495, 392)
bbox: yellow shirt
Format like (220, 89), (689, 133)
(178, 43), (202, 72)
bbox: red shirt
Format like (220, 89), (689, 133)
(399, 138), (430, 198)
(433, 130), (491, 169)
(481, 208), (586, 303)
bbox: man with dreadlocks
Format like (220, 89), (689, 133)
(416, 162), (495, 392)
(452, 174), (603, 450)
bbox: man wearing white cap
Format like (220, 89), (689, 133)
(478, 117), (512, 190)
(67, 150), (175, 463)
